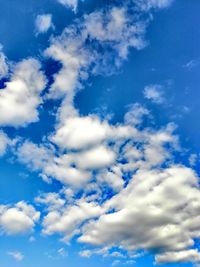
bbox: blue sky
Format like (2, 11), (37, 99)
(0, 0), (200, 266)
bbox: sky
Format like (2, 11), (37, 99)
(0, 0), (200, 266)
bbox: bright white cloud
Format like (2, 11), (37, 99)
(74, 145), (116, 169)
(35, 14), (53, 34)
(0, 58), (46, 127)
(79, 166), (200, 264)
(41, 197), (104, 242)
(0, 201), (40, 235)
(51, 116), (111, 150)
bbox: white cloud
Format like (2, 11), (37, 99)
(0, 58), (46, 127)
(74, 145), (116, 170)
(83, 7), (146, 59)
(51, 116), (111, 150)
(0, 47), (8, 79)
(0, 131), (10, 156)
(8, 251), (24, 261)
(124, 103), (150, 125)
(57, 0), (78, 12)
(16, 141), (92, 187)
(79, 166), (200, 263)
(133, 0), (174, 11)
(35, 14), (53, 34)
(42, 198), (104, 242)
(143, 84), (164, 104)
(0, 201), (40, 235)
(156, 249), (200, 264)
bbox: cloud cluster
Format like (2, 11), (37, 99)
(79, 166), (200, 263)
(1, 0), (199, 265)
(0, 201), (40, 235)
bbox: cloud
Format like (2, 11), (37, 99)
(44, 5), (148, 120)
(124, 103), (150, 125)
(0, 201), (40, 235)
(57, 0), (78, 12)
(189, 153), (198, 167)
(0, 131), (10, 156)
(51, 116), (112, 150)
(0, 46), (8, 79)
(143, 84), (164, 104)
(35, 14), (53, 34)
(183, 59), (199, 70)
(79, 166), (200, 264)
(58, 247), (68, 257)
(41, 197), (104, 243)
(16, 141), (92, 187)
(3, 0), (196, 265)
(8, 251), (24, 261)
(156, 249), (200, 264)
(133, 0), (174, 11)
(0, 58), (46, 127)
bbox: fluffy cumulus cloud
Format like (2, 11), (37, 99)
(0, 201), (40, 235)
(35, 14), (53, 34)
(79, 166), (200, 263)
(51, 116), (112, 150)
(0, 58), (46, 127)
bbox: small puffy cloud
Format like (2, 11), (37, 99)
(0, 58), (46, 127)
(35, 14), (53, 34)
(189, 153), (198, 167)
(57, 0), (78, 11)
(124, 103), (149, 125)
(8, 251), (24, 261)
(0, 201), (40, 235)
(143, 84), (164, 104)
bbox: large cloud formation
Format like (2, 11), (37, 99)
(1, 0), (199, 265)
